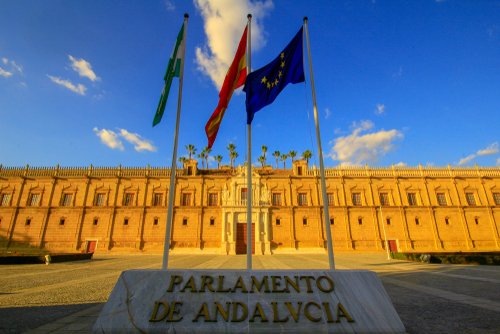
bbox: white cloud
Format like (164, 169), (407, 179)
(497, 158), (500, 166)
(93, 127), (124, 151)
(325, 107), (331, 119)
(68, 55), (99, 82)
(477, 142), (498, 156)
(328, 120), (403, 165)
(458, 154), (475, 166)
(0, 57), (23, 77)
(164, 0), (175, 11)
(394, 162), (407, 167)
(119, 129), (157, 152)
(9, 60), (23, 74)
(0, 67), (13, 78)
(47, 75), (87, 95)
(375, 103), (385, 115)
(194, 0), (273, 89)
(392, 66), (403, 79)
(458, 142), (499, 165)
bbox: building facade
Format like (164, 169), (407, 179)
(1, 162), (499, 254)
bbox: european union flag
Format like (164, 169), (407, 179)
(244, 27), (305, 124)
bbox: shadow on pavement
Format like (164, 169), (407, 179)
(0, 303), (102, 333)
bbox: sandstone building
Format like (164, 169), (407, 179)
(0, 162), (499, 254)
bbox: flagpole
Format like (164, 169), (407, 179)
(246, 14), (253, 271)
(162, 14), (188, 270)
(303, 17), (335, 269)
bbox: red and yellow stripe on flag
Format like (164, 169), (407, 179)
(205, 26), (247, 148)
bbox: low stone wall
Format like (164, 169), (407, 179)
(0, 252), (93, 264)
(391, 252), (500, 265)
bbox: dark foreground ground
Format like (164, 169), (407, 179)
(0, 253), (499, 333)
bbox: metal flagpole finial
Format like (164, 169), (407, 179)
(247, 14), (252, 19)
(303, 16), (308, 23)
(184, 13), (189, 19)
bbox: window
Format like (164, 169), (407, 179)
(28, 193), (40, 206)
(358, 217), (363, 225)
(123, 218), (129, 226)
(386, 218), (391, 225)
(181, 193), (191, 206)
(276, 218), (281, 226)
(272, 193), (282, 206)
(182, 218), (188, 226)
(93, 218), (99, 225)
(379, 193), (389, 206)
(187, 166), (193, 176)
(241, 188), (248, 204)
(61, 193), (73, 207)
(407, 193), (417, 206)
(59, 218), (65, 226)
(298, 193), (308, 206)
(327, 193), (334, 206)
(493, 193), (500, 205)
(25, 218), (31, 226)
(123, 193), (134, 206)
(302, 218), (308, 226)
(330, 218), (334, 225)
(95, 193), (105, 206)
(445, 217), (450, 225)
(0, 193), (11, 206)
(465, 192), (476, 206)
(352, 193), (361, 206)
(415, 218), (420, 225)
(153, 193), (163, 206)
(437, 193), (447, 206)
(475, 218), (479, 225)
(208, 193), (218, 206)
(153, 217), (159, 226)
(297, 166), (303, 176)
(209, 218), (215, 226)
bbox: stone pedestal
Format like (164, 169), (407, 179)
(94, 269), (405, 333)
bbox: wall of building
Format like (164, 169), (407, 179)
(0, 164), (499, 254)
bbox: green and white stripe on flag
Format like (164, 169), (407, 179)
(153, 23), (185, 126)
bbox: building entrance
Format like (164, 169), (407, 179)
(388, 240), (398, 252)
(236, 223), (255, 254)
(86, 240), (97, 253)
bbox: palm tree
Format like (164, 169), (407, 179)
(261, 145), (268, 166)
(204, 147), (212, 169)
(197, 151), (206, 168)
(289, 150), (297, 162)
(302, 150), (312, 165)
(272, 150), (281, 168)
(178, 156), (187, 168)
(186, 144), (196, 160)
(258, 155), (266, 167)
(227, 143), (236, 154)
(215, 155), (223, 169)
(229, 150), (239, 168)
(227, 143), (237, 168)
(281, 153), (288, 169)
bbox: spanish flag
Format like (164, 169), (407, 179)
(205, 26), (247, 148)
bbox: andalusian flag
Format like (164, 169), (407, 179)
(205, 26), (248, 148)
(153, 23), (185, 127)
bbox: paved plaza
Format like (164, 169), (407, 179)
(0, 252), (499, 333)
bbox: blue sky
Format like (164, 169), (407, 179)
(1, 0), (499, 168)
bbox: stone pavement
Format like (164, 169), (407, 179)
(0, 253), (498, 333)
